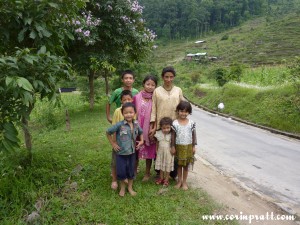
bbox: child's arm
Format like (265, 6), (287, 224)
(106, 103), (112, 124)
(149, 90), (157, 137)
(192, 124), (197, 154)
(106, 132), (120, 151)
(170, 130), (176, 155)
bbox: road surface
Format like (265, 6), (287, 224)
(191, 106), (300, 214)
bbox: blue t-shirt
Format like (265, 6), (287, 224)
(107, 120), (143, 155)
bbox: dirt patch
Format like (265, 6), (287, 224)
(194, 89), (207, 98)
(189, 156), (299, 225)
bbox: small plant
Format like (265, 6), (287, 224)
(191, 72), (201, 83)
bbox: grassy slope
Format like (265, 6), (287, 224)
(150, 13), (300, 134)
(153, 13), (300, 66)
(0, 95), (235, 224)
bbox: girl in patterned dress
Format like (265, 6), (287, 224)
(154, 117), (174, 187)
(171, 101), (197, 190)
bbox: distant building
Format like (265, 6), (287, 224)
(194, 40), (206, 44)
(186, 52), (207, 61)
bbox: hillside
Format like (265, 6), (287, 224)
(152, 13), (300, 66)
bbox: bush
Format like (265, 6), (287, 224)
(228, 63), (244, 82)
(221, 34), (229, 40)
(214, 68), (228, 86)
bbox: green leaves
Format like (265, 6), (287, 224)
(0, 122), (20, 152)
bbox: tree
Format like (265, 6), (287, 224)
(67, 0), (156, 110)
(0, 0), (86, 154)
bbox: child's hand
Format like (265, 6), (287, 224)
(136, 140), (144, 150)
(171, 146), (176, 155)
(112, 142), (121, 151)
(192, 146), (196, 155)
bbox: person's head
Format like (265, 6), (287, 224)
(143, 75), (158, 93)
(121, 102), (136, 122)
(161, 66), (176, 86)
(121, 70), (135, 88)
(176, 101), (192, 119)
(159, 117), (173, 134)
(120, 90), (133, 104)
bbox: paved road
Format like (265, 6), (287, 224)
(191, 106), (300, 213)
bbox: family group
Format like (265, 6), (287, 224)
(105, 66), (197, 197)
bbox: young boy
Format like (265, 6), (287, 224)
(106, 70), (139, 124)
(110, 90), (134, 190)
(106, 102), (144, 197)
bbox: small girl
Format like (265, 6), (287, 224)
(106, 102), (144, 197)
(154, 117), (174, 187)
(171, 101), (197, 190)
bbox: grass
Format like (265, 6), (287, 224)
(0, 94), (236, 224)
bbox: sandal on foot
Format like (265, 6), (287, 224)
(155, 178), (164, 185)
(163, 180), (169, 187)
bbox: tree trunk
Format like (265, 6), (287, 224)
(22, 105), (34, 160)
(89, 70), (95, 111)
(104, 71), (109, 96)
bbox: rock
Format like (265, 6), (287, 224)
(26, 211), (40, 224)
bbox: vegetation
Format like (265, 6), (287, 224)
(139, 0), (300, 40)
(0, 1), (155, 153)
(0, 95), (236, 224)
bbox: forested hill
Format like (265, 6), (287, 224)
(139, 0), (300, 40)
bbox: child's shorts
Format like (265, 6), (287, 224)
(116, 153), (136, 180)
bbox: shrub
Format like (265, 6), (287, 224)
(228, 63), (244, 82)
(221, 34), (229, 40)
(214, 68), (228, 86)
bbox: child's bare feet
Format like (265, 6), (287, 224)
(119, 189), (125, 197)
(182, 183), (189, 190)
(174, 181), (182, 189)
(111, 181), (118, 190)
(142, 175), (150, 182)
(128, 189), (137, 196)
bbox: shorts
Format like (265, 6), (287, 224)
(116, 153), (136, 180)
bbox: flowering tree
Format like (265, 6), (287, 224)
(68, 0), (156, 109)
(0, 0), (86, 153)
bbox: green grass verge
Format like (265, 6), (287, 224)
(0, 94), (236, 224)
(184, 83), (300, 134)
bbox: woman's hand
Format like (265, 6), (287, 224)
(148, 128), (156, 138)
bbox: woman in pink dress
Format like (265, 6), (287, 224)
(133, 75), (158, 181)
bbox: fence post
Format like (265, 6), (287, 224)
(66, 109), (70, 131)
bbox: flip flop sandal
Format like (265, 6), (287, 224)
(155, 178), (164, 185)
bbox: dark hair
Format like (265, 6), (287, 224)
(121, 70), (135, 79)
(176, 101), (192, 114)
(121, 102), (136, 113)
(159, 117), (173, 128)
(143, 75), (158, 86)
(161, 66), (176, 77)
(120, 90), (132, 100)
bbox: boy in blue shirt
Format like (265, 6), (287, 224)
(106, 102), (144, 197)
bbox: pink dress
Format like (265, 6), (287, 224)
(133, 91), (156, 159)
